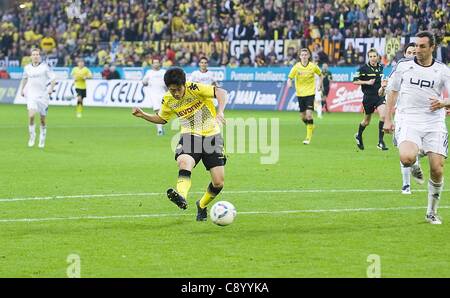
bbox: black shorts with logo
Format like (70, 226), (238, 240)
(297, 95), (315, 112)
(75, 88), (87, 99)
(175, 133), (227, 170)
(362, 95), (385, 115)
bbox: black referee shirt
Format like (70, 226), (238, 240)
(353, 62), (384, 97)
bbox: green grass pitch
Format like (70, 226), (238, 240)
(0, 104), (449, 277)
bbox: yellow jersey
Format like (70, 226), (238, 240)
(158, 82), (219, 137)
(288, 61), (322, 97)
(71, 67), (93, 89)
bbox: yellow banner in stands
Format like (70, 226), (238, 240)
(385, 37), (401, 62)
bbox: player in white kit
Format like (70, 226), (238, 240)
(20, 48), (56, 148)
(380, 42), (420, 195)
(314, 74), (323, 119)
(190, 57), (218, 106)
(384, 31), (450, 224)
(189, 57), (218, 86)
(142, 58), (167, 136)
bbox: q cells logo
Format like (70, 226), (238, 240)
(93, 82), (109, 103)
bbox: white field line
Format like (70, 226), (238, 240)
(0, 189), (442, 203)
(0, 205), (448, 223)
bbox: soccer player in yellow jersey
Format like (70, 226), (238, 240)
(71, 59), (92, 118)
(287, 48), (322, 145)
(132, 67), (228, 221)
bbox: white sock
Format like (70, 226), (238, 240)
(317, 104), (322, 117)
(29, 124), (35, 137)
(157, 124), (163, 132)
(40, 125), (47, 139)
(427, 178), (443, 215)
(400, 161), (411, 186)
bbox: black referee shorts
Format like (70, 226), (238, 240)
(362, 95), (385, 115)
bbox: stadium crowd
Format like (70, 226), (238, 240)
(0, 0), (448, 68)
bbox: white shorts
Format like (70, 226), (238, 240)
(27, 99), (49, 116)
(147, 92), (164, 111)
(315, 91), (322, 102)
(395, 123), (448, 157)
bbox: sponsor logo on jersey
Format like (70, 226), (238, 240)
(410, 78), (435, 88)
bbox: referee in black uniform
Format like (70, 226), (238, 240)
(353, 48), (388, 151)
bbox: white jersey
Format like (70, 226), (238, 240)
(23, 63), (55, 102)
(314, 74), (321, 101)
(142, 69), (167, 94)
(143, 68), (166, 110)
(387, 58), (450, 131)
(189, 70), (216, 85)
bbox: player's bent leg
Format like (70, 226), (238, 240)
(376, 104), (388, 150)
(399, 141), (424, 184)
(153, 109), (164, 136)
(197, 166), (225, 221)
(426, 153), (444, 221)
(355, 114), (371, 150)
(39, 114), (47, 148)
(400, 161), (411, 194)
(28, 110), (36, 147)
(76, 96), (83, 118)
(304, 109), (314, 145)
(167, 154), (196, 210)
(399, 141), (419, 166)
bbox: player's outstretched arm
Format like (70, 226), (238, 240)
(20, 78), (28, 97)
(132, 107), (167, 124)
(286, 78), (292, 88)
(383, 90), (399, 134)
(378, 79), (387, 97)
(215, 87), (227, 125)
(48, 79), (56, 96)
(318, 74), (323, 92)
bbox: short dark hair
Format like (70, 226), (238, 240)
(415, 31), (435, 47)
(367, 48), (378, 57)
(164, 67), (186, 87)
(199, 56), (208, 62)
(299, 48), (312, 61)
(403, 42), (416, 54)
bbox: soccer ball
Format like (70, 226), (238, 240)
(210, 201), (236, 226)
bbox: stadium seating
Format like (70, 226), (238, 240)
(0, 0), (448, 67)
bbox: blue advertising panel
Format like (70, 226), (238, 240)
(0, 80), (21, 104)
(6, 66), (393, 82)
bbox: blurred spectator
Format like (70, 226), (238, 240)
(255, 49), (267, 67)
(209, 44), (221, 67)
(0, 67), (10, 79)
(239, 46), (251, 65)
(107, 65), (120, 80)
(228, 56), (239, 68)
(101, 64), (111, 80)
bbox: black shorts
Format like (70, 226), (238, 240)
(297, 95), (315, 112)
(362, 95), (385, 115)
(75, 88), (87, 99)
(175, 133), (227, 170)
